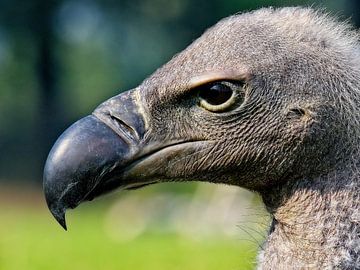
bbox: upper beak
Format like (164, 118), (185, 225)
(43, 90), (146, 230)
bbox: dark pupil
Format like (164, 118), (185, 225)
(200, 83), (233, 105)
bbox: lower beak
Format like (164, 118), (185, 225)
(43, 91), (145, 230)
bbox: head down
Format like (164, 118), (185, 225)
(43, 7), (360, 230)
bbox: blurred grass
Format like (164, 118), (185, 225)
(0, 186), (258, 270)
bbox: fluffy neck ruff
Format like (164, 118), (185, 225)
(258, 169), (360, 269)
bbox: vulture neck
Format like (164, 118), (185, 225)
(258, 166), (360, 270)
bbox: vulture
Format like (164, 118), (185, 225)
(43, 7), (360, 269)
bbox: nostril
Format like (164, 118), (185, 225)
(92, 91), (146, 142)
(108, 113), (139, 141)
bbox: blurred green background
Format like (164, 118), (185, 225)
(0, 0), (358, 269)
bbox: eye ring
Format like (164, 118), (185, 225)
(198, 81), (243, 112)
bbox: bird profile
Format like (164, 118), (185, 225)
(43, 7), (360, 269)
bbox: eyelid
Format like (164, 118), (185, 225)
(188, 70), (250, 89)
(196, 80), (245, 94)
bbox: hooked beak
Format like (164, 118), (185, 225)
(44, 89), (208, 230)
(43, 91), (147, 230)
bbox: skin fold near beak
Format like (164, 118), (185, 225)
(43, 91), (147, 230)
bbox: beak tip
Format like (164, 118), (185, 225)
(58, 217), (68, 231)
(49, 205), (68, 231)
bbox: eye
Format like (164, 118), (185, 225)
(198, 81), (243, 112)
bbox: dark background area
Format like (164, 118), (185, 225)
(0, 0), (359, 184)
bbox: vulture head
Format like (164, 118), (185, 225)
(43, 6), (360, 251)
